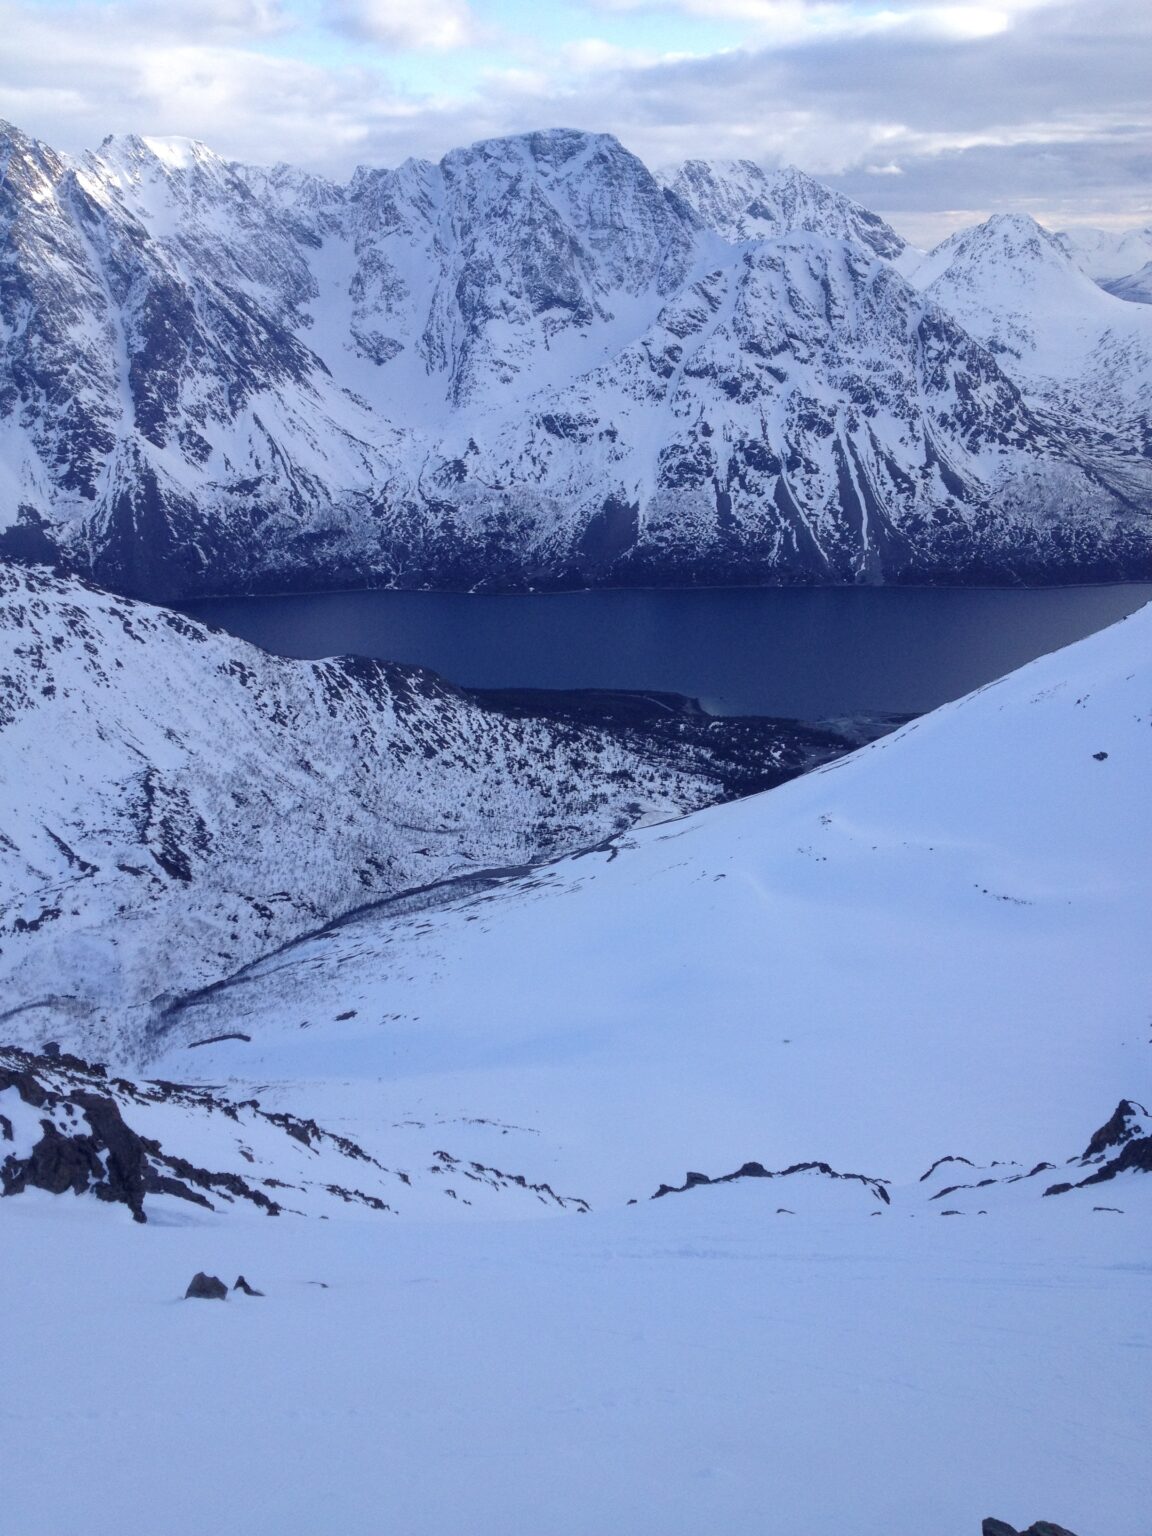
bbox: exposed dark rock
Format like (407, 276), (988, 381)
(233, 1275), (264, 1296)
(649, 1157), (890, 1204)
(0, 1059), (151, 1221)
(470, 688), (911, 803)
(1081, 1099), (1149, 1159)
(1044, 1100), (1152, 1195)
(185, 1272), (228, 1300)
(919, 1154), (975, 1182)
(0, 1044), (397, 1222)
(983, 1519), (1081, 1536)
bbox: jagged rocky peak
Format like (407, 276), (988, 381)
(440, 128), (699, 298)
(922, 211), (1077, 283)
(350, 153), (442, 233)
(236, 157), (344, 209)
(81, 130), (259, 228)
(0, 118), (72, 204)
(92, 130), (225, 178)
(911, 206), (1152, 399)
(78, 131), (322, 320)
(230, 158), (347, 246)
(665, 156), (906, 259)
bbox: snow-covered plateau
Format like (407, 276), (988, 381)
(2, 566), (1149, 1533)
(3, 119), (1152, 598)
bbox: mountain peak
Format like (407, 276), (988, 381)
(924, 211), (1069, 269)
(441, 127), (644, 191)
(91, 132), (229, 188)
(458, 126), (624, 160)
(664, 156), (905, 259)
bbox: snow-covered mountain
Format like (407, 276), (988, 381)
(3, 118), (1151, 599)
(1100, 259), (1152, 306)
(911, 214), (1152, 493)
(2, 562), (791, 1061)
(1055, 222), (1152, 285)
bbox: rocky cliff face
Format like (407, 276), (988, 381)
(2, 119), (1151, 598)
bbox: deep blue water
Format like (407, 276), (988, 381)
(180, 584), (1152, 718)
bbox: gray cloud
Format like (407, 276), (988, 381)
(1, 0), (1148, 240)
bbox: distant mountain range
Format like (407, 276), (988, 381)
(3, 118), (1152, 598)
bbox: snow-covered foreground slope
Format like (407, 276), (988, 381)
(3, 118), (1150, 597)
(4, 604), (1149, 1536)
(0, 563), (756, 1060)
(2, 1184), (1148, 1536)
(158, 603), (1152, 1200)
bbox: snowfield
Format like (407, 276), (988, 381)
(2, 1183), (1148, 1536)
(4, 104), (1152, 1533)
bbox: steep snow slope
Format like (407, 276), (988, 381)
(0, 563), (750, 1060)
(4, 599), (1148, 1536)
(3, 118), (1150, 597)
(159, 604), (1152, 1202)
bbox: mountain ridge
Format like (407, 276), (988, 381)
(3, 118), (1152, 599)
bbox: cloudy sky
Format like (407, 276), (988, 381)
(3, 0), (1150, 243)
